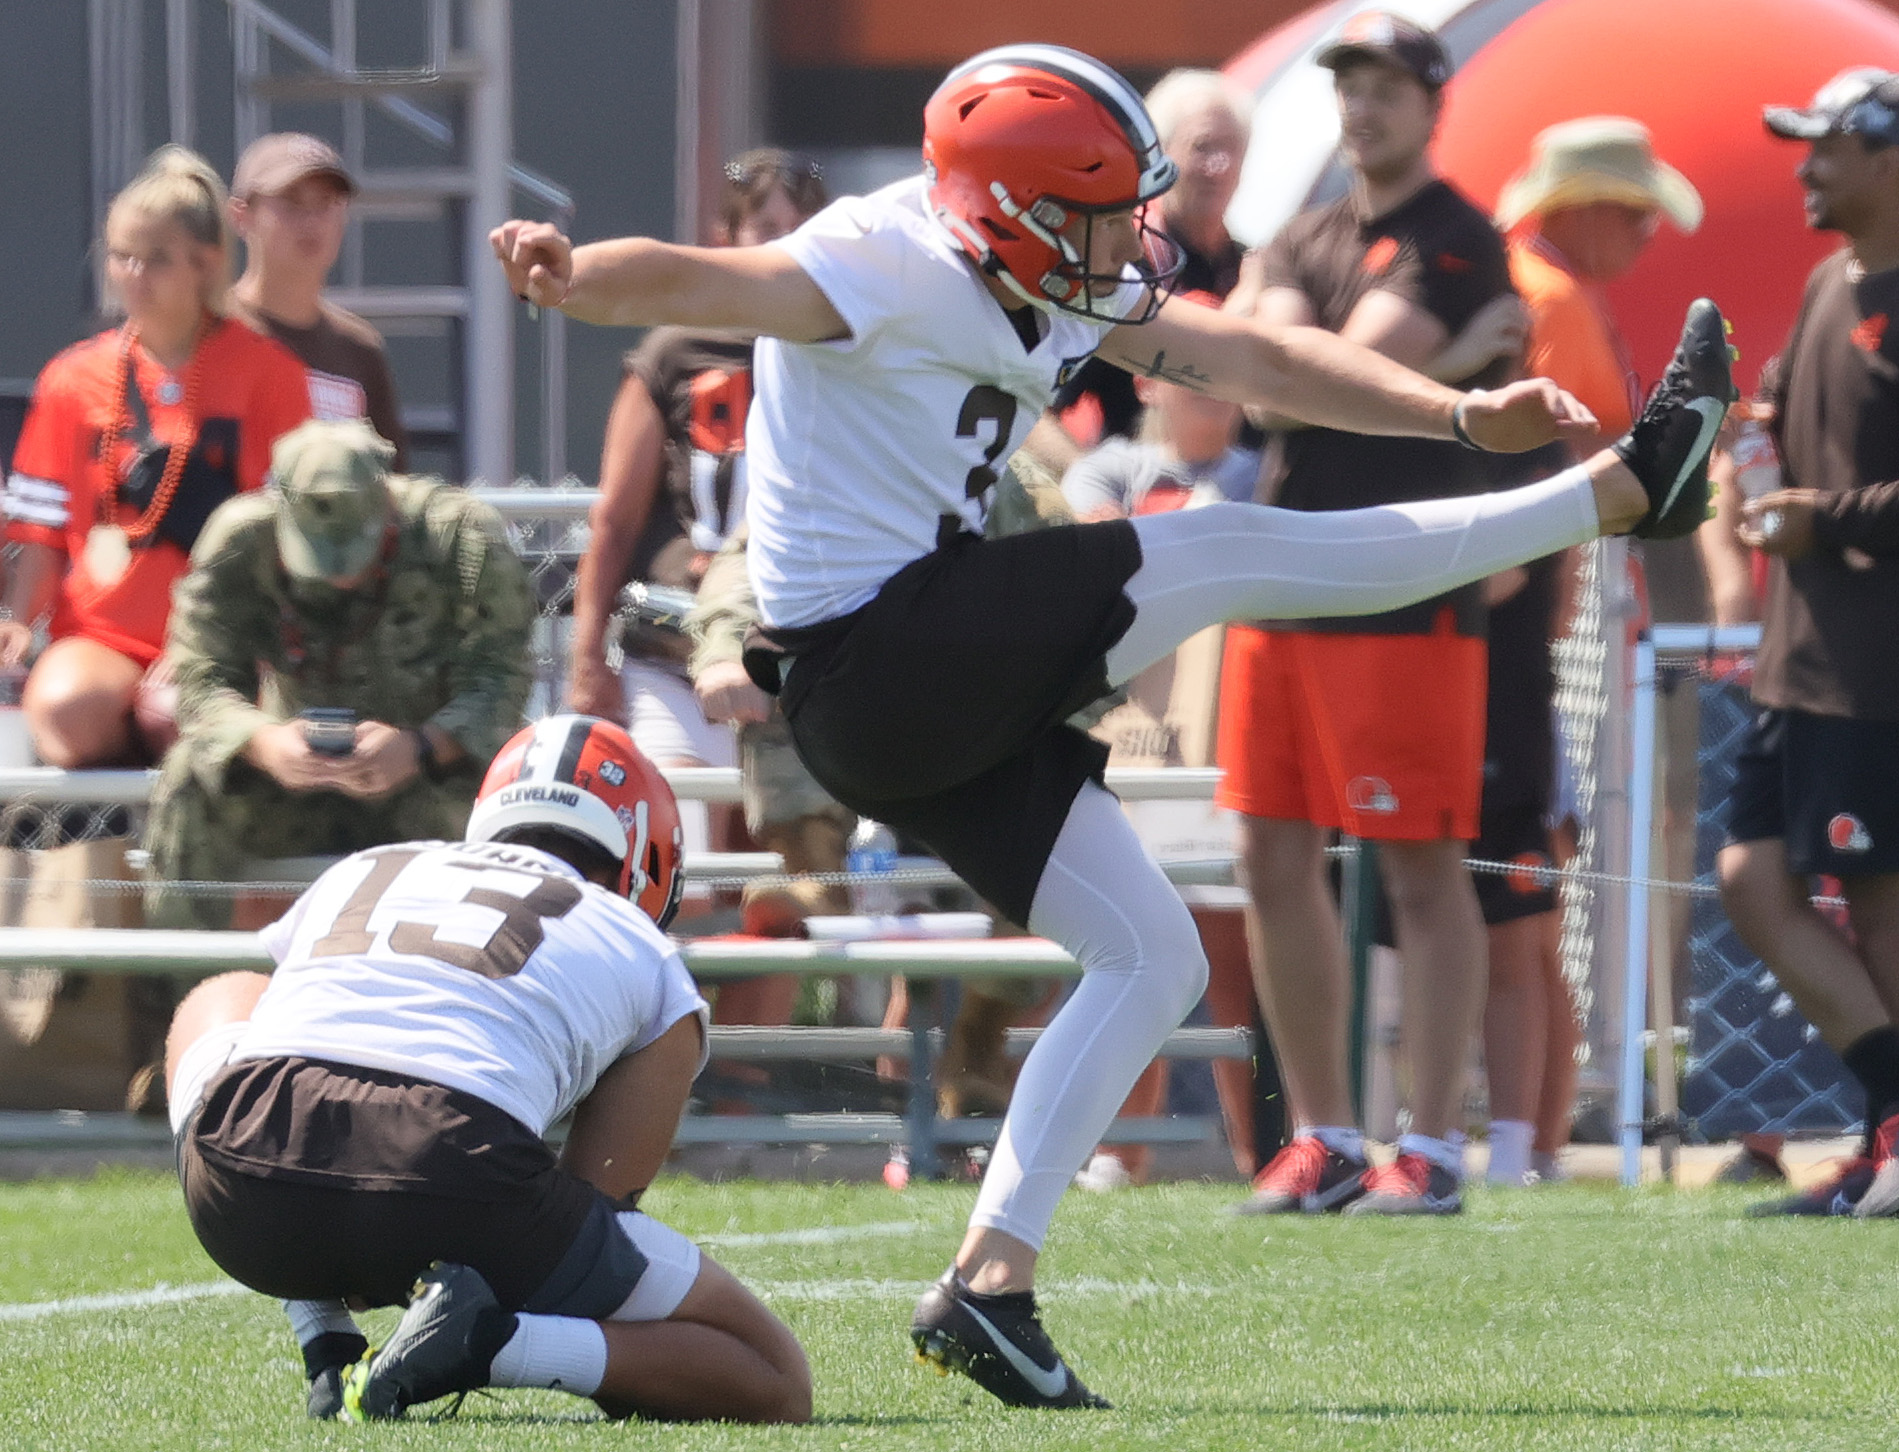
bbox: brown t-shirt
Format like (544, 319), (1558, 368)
(1755, 250), (1899, 720)
(1261, 179), (1514, 633)
(231, 297), (409, 471)
(622, 327), (756, 588)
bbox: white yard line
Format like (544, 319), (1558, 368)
(0, 1279), (248, 1322)
(0, 1225), (1221, 1322)
(698, 1219), (929, 1248)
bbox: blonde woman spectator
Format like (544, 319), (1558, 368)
(0, 146), (310, 767)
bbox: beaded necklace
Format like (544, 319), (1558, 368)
(102, 318), (208, 541)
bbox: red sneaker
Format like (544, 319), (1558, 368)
(1852, 1114), (1899, 1219)
(1229, 1135), (1367, 1216)
(1344, 1150), (1463, 1216)
(1750, 1155), (1876, 1217)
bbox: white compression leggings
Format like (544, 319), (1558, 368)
(969, 467), (1603, 1251)
(1103, 467), (1601, 688)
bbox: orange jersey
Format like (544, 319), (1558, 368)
(1509, 235), (1638, 442)
(4, 319), (311, 663)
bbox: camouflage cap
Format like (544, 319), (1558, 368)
(268, 419), (396, 581)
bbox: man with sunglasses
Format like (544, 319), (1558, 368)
(494, 40), (1732, 1410)
(1719, 69), (1899, 1219)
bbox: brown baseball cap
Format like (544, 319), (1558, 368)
(232, 132), (356, 200)
(1316, 12), (1453, 92)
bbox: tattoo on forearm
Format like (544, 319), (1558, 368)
(1118, 348), (1213, 392)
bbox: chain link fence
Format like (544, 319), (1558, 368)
(1680, 660), (1860, 1138)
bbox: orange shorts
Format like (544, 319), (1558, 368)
(1214, 618), (1487, 841)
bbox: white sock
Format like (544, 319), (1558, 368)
(487, 1314), (608, 1397)
(283, 1298), (360, 1345)
(968, 783), (1209, 1249)
(1304, 1124), (1366, 1162)
(1486, 1119), (1535, 1185)
(1399, 1130), (1466, 1178)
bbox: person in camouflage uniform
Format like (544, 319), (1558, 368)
(144, 419), (536, 929)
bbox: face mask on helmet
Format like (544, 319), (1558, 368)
(923, 44), (1185, 324)
(465, 714), (687, 929)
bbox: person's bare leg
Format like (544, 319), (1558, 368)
(559, 1015), (705, 1201)
(1533, 909), (1582, 1157)
(1236, 814), (1355, 1129)
(163, 971), (272, 1101)
(1718, 840), (1889, 1048)
(1483, 914), (1548, 1126)
(23, 637), (144, 767)
(1197, 905), (1260, 1176)
(1840, 872), (1899, 1023)
(1382, 838), (1487, 1139)
(592, 1256), (811, 1423)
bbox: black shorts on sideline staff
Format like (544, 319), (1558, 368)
(1726, 707), (1899, 877)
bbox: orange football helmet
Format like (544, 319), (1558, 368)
(466, 714), (686, 928)
(923, 44), (1182, 322)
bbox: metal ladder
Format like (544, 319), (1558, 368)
(161, 0), (574, 484)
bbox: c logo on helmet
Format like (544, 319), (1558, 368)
(1828, 813), (1872, 854)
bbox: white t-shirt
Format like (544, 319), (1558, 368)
(1061, 439), (1262, 518)
(747, 174), (1137, 628)
(239, 839), (708, 1136)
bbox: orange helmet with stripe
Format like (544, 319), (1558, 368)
(466, 714), (686, 928)
(922, 44), (1183, 322)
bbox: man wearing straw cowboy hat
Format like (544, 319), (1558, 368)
(1482, 118), (1703, 1187)
(1497, 117), (1704, 441)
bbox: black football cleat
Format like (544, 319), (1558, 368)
(341, 1263), (518, 1421)
(1614, 298), (1738, 540)
(910, 1268), (1110, 1410)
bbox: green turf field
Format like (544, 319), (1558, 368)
(1, 1169), (1892, 1450)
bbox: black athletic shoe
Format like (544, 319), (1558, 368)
(341, 1263), (518, 1422)
(1747, 1156), (1876, 1217)
(302, 1330), (368, 1420)
(1614, 298), (1737, 539)
(910, 1269), (1110, 1410)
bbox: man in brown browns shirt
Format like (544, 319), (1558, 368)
(1721, 69), (1899, 1218)
(228, 133), (409, 470)
(1220, 14), (1525, 1219)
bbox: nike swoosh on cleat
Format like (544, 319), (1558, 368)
(958, 1302), (1071, 1401)
(1831, 1190), (1856, 1215)
(1653, 397), (1726, 517)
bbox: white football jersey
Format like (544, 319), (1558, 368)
(238, 840), (708, 1136)
(747, 174), (1139, 628)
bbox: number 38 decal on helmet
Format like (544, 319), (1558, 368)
(466, 714), (686, 928)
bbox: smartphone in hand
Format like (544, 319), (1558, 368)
(300, 707), (358, 757)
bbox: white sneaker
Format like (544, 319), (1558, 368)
(1073, 1151), (1132, 1193)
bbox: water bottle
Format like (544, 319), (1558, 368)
(1733, 415), (1782, 540)
(846, 818), (900, 918)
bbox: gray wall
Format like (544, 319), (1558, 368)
(0, 1), (679, 483)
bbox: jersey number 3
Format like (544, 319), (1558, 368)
(312, 847), (583, 978)
(956, 385), (1019, 501)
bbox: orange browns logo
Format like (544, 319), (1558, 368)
(1852, 313), (1888, 354)
(689, 367), (752, 455)
(1503, 851), (1553, 895)
(1828, 813), (1872, 854)
(1436, 252), (1472, 273)
(1362, 236), (1400, 275)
